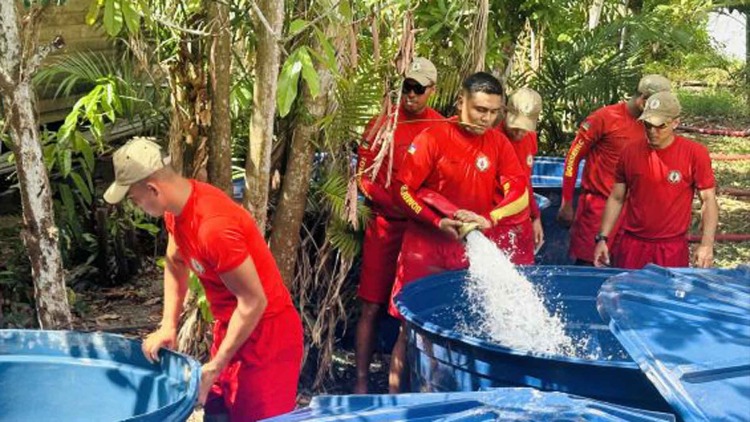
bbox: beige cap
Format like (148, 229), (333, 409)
(506, 88), (542, 132)
(404, 57), (437, 86)
(104, 137), (170, 204)
(637, 74), (671, 97)
(639, 91), (681, 126)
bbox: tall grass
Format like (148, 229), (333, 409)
(677, 88), (750, 120)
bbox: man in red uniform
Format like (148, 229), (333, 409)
(557, 74), (671, 265)
(496, 87), (544, 263)
(104, 137), (303, 421)
(388, 72), (529, 392)
(354, 57), (444, 394)
(593, 92), (718, 269)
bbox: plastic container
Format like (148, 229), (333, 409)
(0, 330), (200, 422)
(599, 265), (750, 422)
(263, 388), (675, 421)
(531, 157), (584, 265)
(395, 266), (673, 412)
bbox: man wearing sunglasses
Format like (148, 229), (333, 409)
(593, 92), (718, 269)
(558, 74), (671, 266)
(387, 72), (529, 392)
(354, 57), (443, 394)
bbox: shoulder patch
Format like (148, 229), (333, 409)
(407, 143), (417, 154)
(581, 121), (591, 131)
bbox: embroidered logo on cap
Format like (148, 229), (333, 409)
(476, 155), (490, 172)
(667, 170), (682, 184)
(649, 98), (661, 110)
(411, 62), (421, 71)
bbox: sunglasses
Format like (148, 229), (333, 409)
(402, 82), (431, 95)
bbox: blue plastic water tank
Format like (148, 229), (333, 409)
(395, 266), (673, 413)
(263, 388), (675, 421)
(0, 330), (200, 422)
(599, 265), (750, 422)
(531, 157), (584, 265)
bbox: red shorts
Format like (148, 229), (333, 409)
(388, 221), (533, 319)
(358, 214), (408, 304)
(613, 232), (689, 269)
(569, 192), (621, 263)
(205, 306), (303, 421)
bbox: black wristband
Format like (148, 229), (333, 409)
(594, 233), (608, 244)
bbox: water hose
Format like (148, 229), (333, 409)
(417, 188), (480, 239)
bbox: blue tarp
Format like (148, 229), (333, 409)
(598, 265), (750, 422)
(264, 388), (674, 421)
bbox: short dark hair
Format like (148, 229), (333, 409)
(462, 72), (504, 97)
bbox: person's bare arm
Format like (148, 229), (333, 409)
(593, 183), (626, 267)
(198, 256), (268, 404)
(693, 187), (718, 268)
(142, 234), (189, 362)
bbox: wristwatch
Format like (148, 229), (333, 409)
(594, 233), (608, 244)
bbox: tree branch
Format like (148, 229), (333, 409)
(0, 69), (13, 93)
(23, 35), (65, 79)
(249, 0), (288, 56)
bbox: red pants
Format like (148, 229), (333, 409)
(205, 306), (303, 421)
(357, 214), (407, 304)
(569, 192), (621, 263)
(388, 220), (533, 319)
(613, 232), (689, 269)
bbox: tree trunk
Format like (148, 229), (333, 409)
(167, 27), (210, 180)
(0, 1), (72, 329)
(207, 0), (233, 195)
(245, 0), (284, 232)
(589, 0), (605, 30)
(269, 70), (333, 286)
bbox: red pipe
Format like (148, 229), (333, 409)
(720, 187), (750, 197)
(688, 234), (750, 243)
(678, 125), (750, 137)
(711, 154), (750, 162)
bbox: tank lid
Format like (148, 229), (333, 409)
(598, 264), (750, 422)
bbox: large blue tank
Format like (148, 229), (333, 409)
(531, 156), (583, 265)
(0, 330), (200, 422)
(395, 266), (673, 413)
(265, 388), (675, 421)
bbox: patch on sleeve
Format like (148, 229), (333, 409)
(407, 143), (417, 154)
(581, 121), (591, 131)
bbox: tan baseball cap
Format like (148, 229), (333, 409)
(404, 57), (437, 87)
(104, 137), (170, 204)
(637, 74), (671, 97)
(506, 88), (542, 132)
(639, 91), (681, 126)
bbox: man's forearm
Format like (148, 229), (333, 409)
(599, 195), (624, 237)
(161, 263), (189, 329)
(700, 196), (719, 246)
(211, 297), (267, 369)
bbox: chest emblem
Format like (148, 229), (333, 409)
(190, 258), (206, 275)
(667, 170), (682, 184)
(526, 154), (533, 168)
(476, 155), (490, 172)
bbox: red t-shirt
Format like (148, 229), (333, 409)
(498, 124), (540, 219)
(562, 102), (647, 201)
(394, 118), (528, 227)
(357, 105), (444, 218)
(616, 135), (715, 239)
(164, 180), (293, 323)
